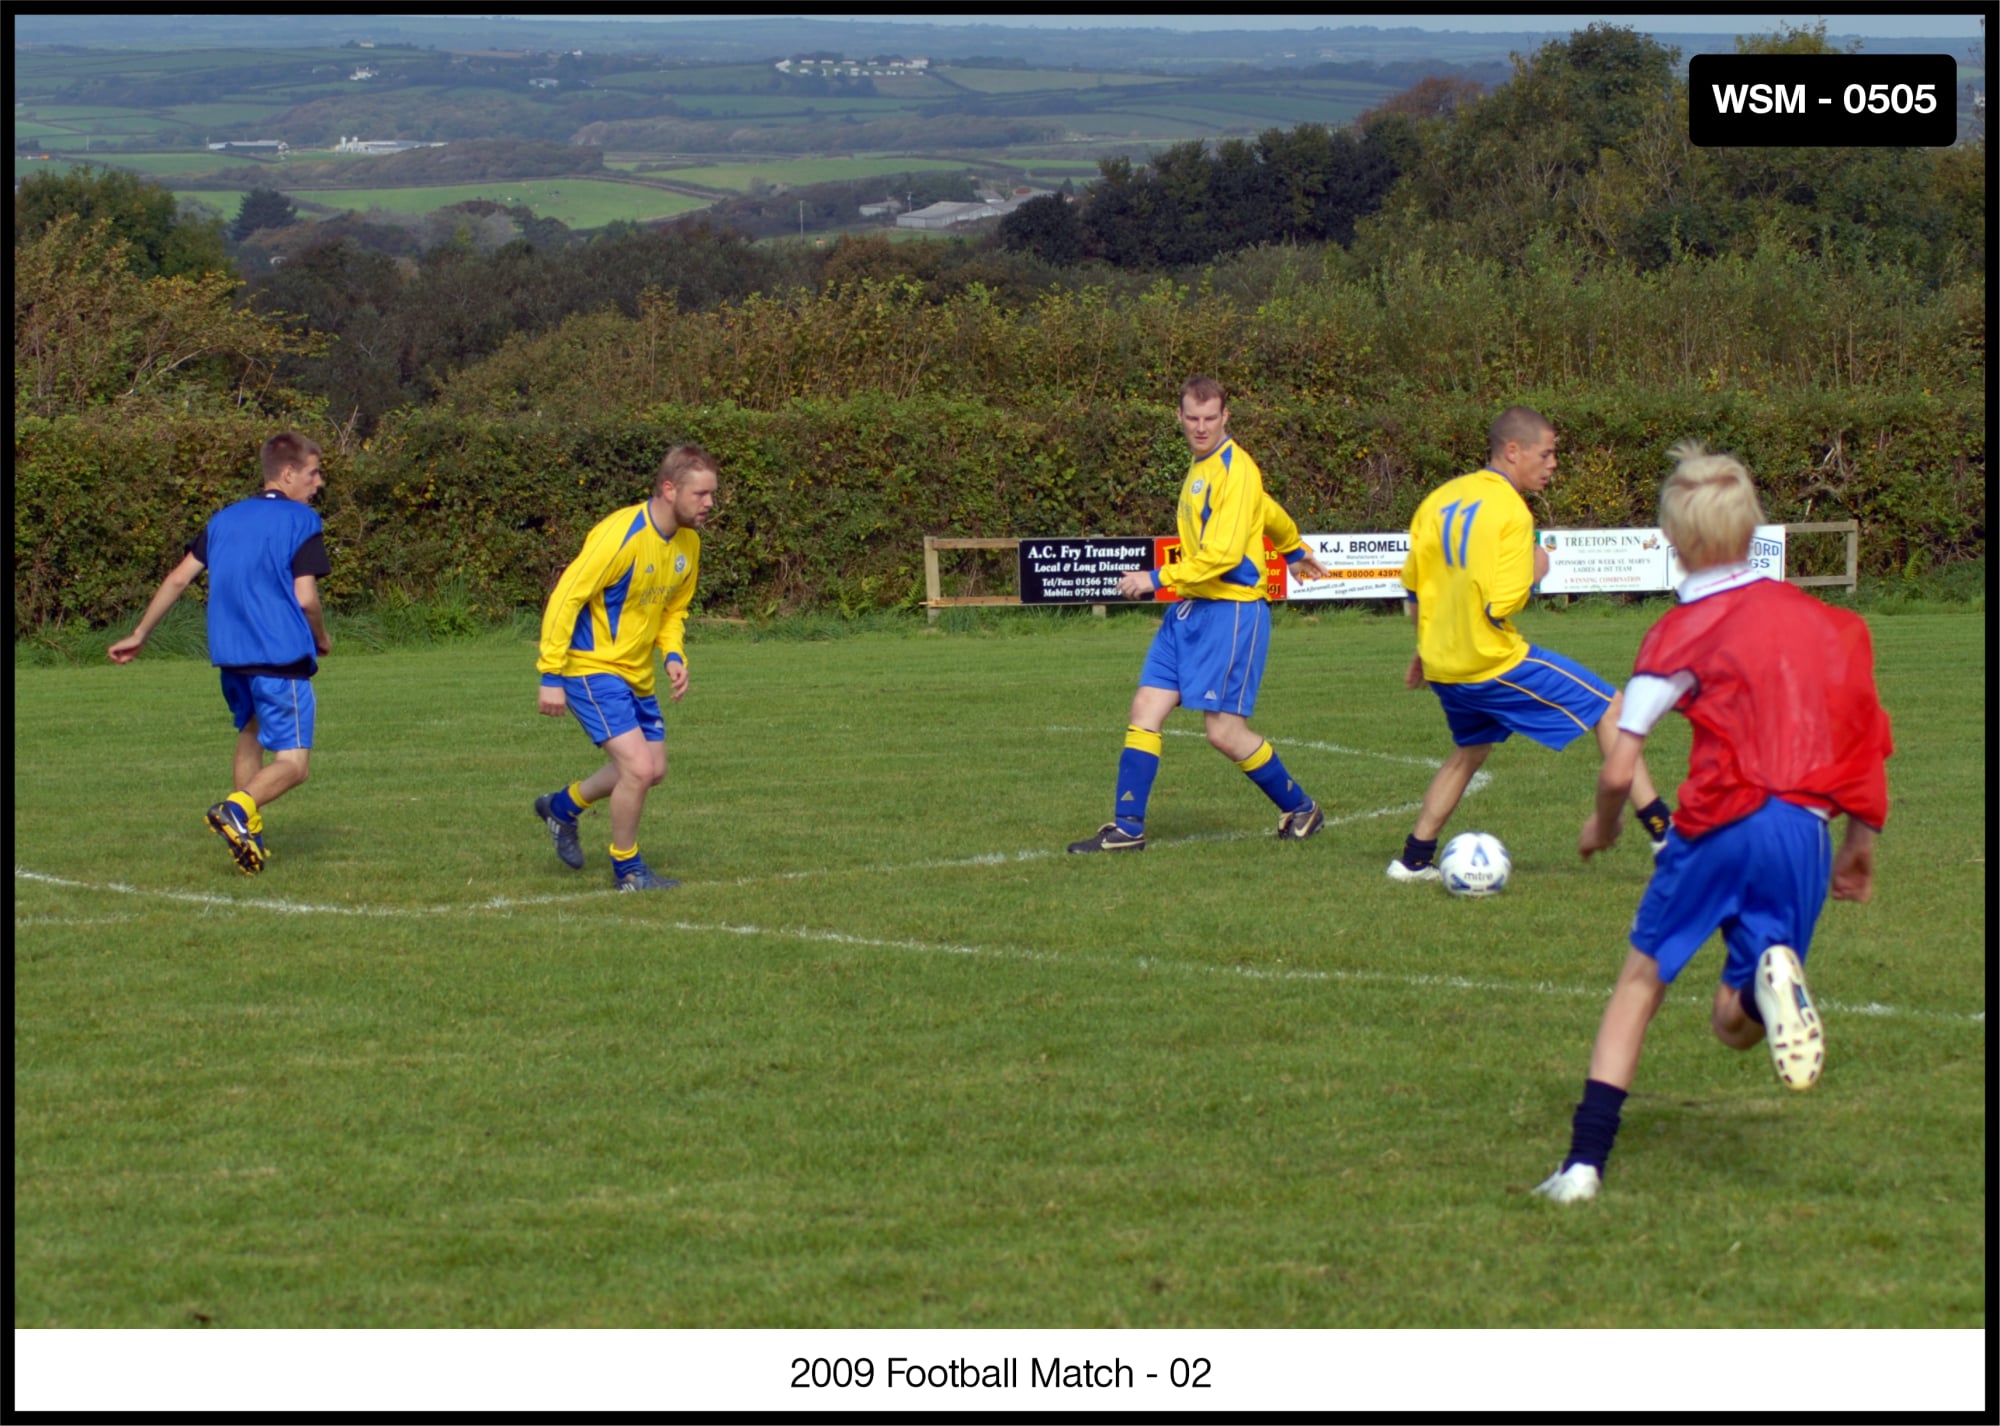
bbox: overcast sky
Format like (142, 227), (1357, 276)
(548, 13), (1986, 41)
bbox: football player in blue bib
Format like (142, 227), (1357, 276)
(111, 432), (332, 876)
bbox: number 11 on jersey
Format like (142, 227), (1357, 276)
(1440, 499), (1481, 567)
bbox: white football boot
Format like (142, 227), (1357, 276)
(1532, 1163), (1602, 1203)
(1754, 944), (1825, 1091)
(1385, 858), (1443, 883)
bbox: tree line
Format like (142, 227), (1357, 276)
(12, 22), (1986, 632)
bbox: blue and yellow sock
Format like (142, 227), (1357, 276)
(1114, 725), (1162, 836)
(610, 843), (644, 879)
(547, 781), (593, 824)
(225, 789), (262, 834)
(1236, 740), (1311, 815)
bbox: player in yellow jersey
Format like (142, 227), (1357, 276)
(532, 445), (718, 891)
(1068, 376), (1331, 853)
(1388, 407), (1671, 881)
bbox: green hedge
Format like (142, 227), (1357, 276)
(14, 386), (1985, 632)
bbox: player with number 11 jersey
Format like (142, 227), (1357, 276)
(1386, 407), (1672, 882)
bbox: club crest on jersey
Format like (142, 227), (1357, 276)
(674, 553), (688, 574)
(1190, 478), (1206, 495)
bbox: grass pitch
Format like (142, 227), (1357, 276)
(12, 606), (1986, 1330)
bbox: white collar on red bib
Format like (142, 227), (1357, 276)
(1676, 560), (1762, 603)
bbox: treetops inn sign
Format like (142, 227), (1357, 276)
(1015, 527), (1786, 604)
(1536, 525), (1786, 594)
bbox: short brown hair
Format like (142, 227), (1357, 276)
(260, 431), (320, 484)
(1179, 375), (1227, 409)
(657, 443), (718, 490)
(1488, 406), (1551, 457)
(1659, 439), (1763, 572)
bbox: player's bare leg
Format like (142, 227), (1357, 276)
(210, 727), (304, 876)
(1710, 982), (1765, 1050)
(1536, 947), (1668, 1204)
(1128, 684), (1178, 737)
(236, 746), (309, 815)
(1586, 948), (1671, 1091)
(232, 724), (264, 792)
(1412, 742), (1494, 840)
(1389, 742), (1493, 881)
(594, 728), (667, 852)
(1201, 709), (1261, 761)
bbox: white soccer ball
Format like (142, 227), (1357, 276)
(1439, 831), (1510, 897)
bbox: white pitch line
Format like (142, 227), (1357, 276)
(17, 867), (1983, 1027)
(13, 867), (604, 918)
(17, 727), (1462, 909)
(1048, 723), (1454, 768)
(536, 909), (1983, 1028)
(1045, 722), (1492, 788)
(719, 797), (1426, 888)
(15, 914), (139, 928)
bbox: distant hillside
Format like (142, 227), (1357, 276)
(14, 14), (1978, 69)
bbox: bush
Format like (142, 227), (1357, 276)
(19, 387), (1979, 632)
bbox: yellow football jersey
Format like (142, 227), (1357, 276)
(1155, 438), (1271, 603)
(1401, 468), (1535, 683)
(537, 501), (699, 695)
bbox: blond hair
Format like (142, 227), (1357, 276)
(1660, 439), (1764, 572)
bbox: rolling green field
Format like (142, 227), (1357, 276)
(14, 42), (1415, 229)
(14, 606), (1985, 1346)
(939, 67), (1180, 95)
(849, 71), (959, 100)
(1055, 112), (1217, 140)
(73, 151), (278, 177)
(1142, 89), (1382, 125)
(13, 157), (90, 180)
(269, 180), (709, 227)
(645, 157), (976, 193)
(166, 191), (231, 220)
(164, 101), (288, 129)
(676, 94), (915, 117)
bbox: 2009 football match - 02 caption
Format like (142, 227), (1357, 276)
(790, 1353), (1208, 1392)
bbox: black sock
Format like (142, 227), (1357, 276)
(1562, 1078), (1628, 1174)
(1402, 835), (1438, 868)
(1634, 798), (1672, 841)
(1738, 982), (1765, 1027)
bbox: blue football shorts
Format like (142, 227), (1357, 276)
(220, 671), (315, 751)
(1630, 798), (1835, 989)
(1137, 597), (1271, 715)
(561, 672), (665, 746)
(1429, 645), (1616, 750)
